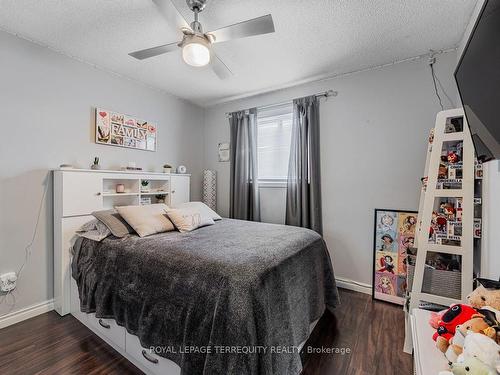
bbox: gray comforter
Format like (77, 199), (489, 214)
(72, 219), (339, 375)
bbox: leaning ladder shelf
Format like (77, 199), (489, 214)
(404, 108), (477, 354)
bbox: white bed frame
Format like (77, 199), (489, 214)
(53, 168), (317, 374)
(54, 169), (191, 375)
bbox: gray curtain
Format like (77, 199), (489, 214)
(285, 95), (323, 234)
(229, 108), (261, 221)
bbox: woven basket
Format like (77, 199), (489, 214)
(407, 264), (461, 300)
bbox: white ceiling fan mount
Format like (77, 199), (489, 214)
(129, 0), (275, 79)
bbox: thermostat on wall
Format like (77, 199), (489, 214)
(177, 165), (187, 174)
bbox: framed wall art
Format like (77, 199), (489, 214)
(95, 108), (157, 152)
(218, 142), (230, 162)
(372, 208), (418, 305)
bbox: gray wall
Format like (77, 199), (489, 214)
(203, 51), (460, 287)
(0, 31), (204, 316)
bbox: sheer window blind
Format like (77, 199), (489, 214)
(257, 103), (293, 181)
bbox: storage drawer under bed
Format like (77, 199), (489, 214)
(125, 332), (181, 375)
(87, 314), (126, 351)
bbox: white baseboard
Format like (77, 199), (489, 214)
(336, 277), (372, 295)
(0, 299), (54, 329)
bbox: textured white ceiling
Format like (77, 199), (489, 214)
(0, 0), (477, 106)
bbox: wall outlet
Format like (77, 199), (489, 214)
(0, 272), (17, 292)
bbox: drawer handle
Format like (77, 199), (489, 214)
(142, 350), (159, 364)
(98, 319), (110, 329)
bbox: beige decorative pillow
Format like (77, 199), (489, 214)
(173, 201), (222, 221)
(166, 207), (215, 233)
(92, 209), (134, 238)
(116, 204), (174, 237)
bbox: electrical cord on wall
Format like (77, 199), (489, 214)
(428, 52), (454, 110)
(429, 57), (444, 110)
(0, 177), (49, 316)
(433, 69), (455, 107)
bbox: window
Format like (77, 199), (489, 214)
(257, 103), (293, 181)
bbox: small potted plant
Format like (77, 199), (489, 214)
(91, 157), (101, 170)
(141, 180), (150, 193)
(163, 164), (172, 174)
(155, 194), (167, 203)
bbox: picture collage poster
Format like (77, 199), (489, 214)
(373, 209), (417, 305)
(95, 108), (157, 151)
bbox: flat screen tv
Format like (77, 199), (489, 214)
(455, 0), (500, 161)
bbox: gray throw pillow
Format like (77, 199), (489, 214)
(92, 209), (134, 238)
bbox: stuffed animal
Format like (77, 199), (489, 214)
(444, 328), (467, 363)
(476, 308), (500, 345)
(450, 357), (497, 375)
(444, 313), (499, 363)
(467, 279), (500, 311)
(434, 304), (478, 352)
(479, 307), (500, 324)
(459, 314), (498, 341)
(457, 332), (500, 370)
(431, 310), (447, 329)
(458, 333), (500, 375)
(439, 334), (500, 375)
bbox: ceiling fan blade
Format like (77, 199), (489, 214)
(152, 0), (191, 33)
(211, 53), (233, 80)
(207, 14), (275, 44)
(129, 42), (178, 60)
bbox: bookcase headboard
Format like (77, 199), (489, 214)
(53, 169), (190, 315)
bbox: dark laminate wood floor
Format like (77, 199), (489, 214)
(0, 288), (412, 375)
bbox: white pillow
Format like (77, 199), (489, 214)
(116, 204), (175, 237)
(173, 201), (222, 221)
(166, 207), (215, 233)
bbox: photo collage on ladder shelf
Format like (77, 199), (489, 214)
(373, 209), (417, 305)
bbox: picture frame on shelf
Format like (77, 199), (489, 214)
(372, 208), (418, 305)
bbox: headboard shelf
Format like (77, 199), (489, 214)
(53, 169), (191, 315)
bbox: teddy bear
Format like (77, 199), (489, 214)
(434, 304), (478, 352)
(467, 279), (500, 311)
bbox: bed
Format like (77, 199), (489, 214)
(71, 218), (339, 375)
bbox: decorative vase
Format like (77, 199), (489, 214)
(91, 164), (101, 170)
(116, 184), (125, 193)
(163, 167), (171, 174)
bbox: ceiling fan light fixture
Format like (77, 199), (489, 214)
(181, 35), (210, 67)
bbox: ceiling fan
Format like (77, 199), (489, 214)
(129, 0), (275, 79)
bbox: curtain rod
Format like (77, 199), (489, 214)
(225, 89), (338, 118)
